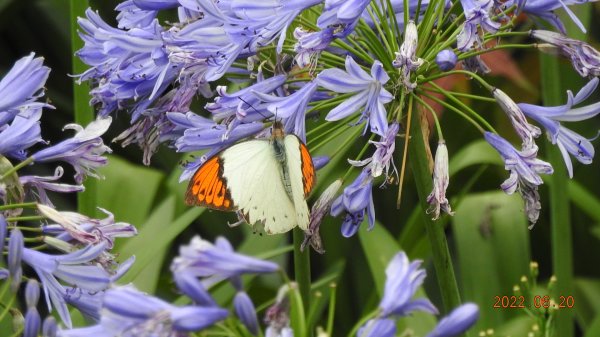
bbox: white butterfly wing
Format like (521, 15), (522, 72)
(284, 135), (310, 231)
(221, 140), (299, 234)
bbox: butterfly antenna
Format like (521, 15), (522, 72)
(238, 97), (270, 119)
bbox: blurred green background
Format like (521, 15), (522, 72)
(1, 1), (600, 336)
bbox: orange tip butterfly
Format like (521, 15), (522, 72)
(185, 121), (315, 234)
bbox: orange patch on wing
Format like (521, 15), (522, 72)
(185, 156), (235, 211)
(299, 142), (315, 197)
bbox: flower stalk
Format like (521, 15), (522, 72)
(293, 227), (311, 321)
(407, 101), (461, 312)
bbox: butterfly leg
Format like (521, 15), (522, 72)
(227, 210), (249, 228)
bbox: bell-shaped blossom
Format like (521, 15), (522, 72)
(77, 9), (176, 118)
(0, 108), (44, 160)
(379, 252), (438, 317)
(171, 236), (279, 283)
(317, 56), (393, 136)
(115, 0), (179, 29)
(20, 167), (84, 206)
(38, 204), (137, 248)
(24, 280), (42, 337)
(57, 286), (229, 337)
(0, 53), (50, 126)
(22, 244), (111, 327)
(32, 117), (112, 184)
(427, 141), (454, 220)
(461, 55), (490, 74)
(393, 21), (424, 90)
(426, 303), (479, 337)
(436, 49), (458, 71)
(519, 77), (600, 177)
(357, 318), (396, 337)
(331, 169), (375, 237)
(8, 228), (23, 291)
(484, 132), (553, 226)
(173, 272), (216, 307)
(302, 179), (343, 253)
(349, 122), (399, 179)
(293, 27), (336, 68)
(493, 88), (541, 149)
(532, 30), (600, 78)
(514, 0), (595, 34)
(234, 291), (260, 335)
(43, 317), (58, 337)
(457, 0), (501, 51)
(255, 81), (318, 142)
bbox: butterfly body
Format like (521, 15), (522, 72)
(185, 122), (315, 234)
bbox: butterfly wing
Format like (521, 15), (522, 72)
(185, 155), (236, 210)
(283, 135), (314, 231)
(220, 140), (299, 234)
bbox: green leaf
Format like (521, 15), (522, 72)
(574, 278), (600, 330)
(97, 155), (164, 226)
(448, 139), (503, 176)
(117, 198), (202, 288)
(569, 181), (600, 223)
(452, 191), (531, 331)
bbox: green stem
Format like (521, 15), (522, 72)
(70, 0), (96, 217)
(293, 228), (311, 322)
(0, 202), (38, 211)
(540, 54), (574, 337)
(407, 104), (461, 312)
(0, 157), (33, 181)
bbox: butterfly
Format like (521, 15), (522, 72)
(185, 121), (316, 234)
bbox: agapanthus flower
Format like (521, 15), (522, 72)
(19, 167), (84, 206)
(24, 280), (41, 337)
(349, 122), (399, 179)
(43, 317), (58, 337)
(57, 286), (229, 337)
(493, 88), (542, 149)
(302, 179), (343, 253)
(427, 141), (454, 220)
(515, 0), (595, 34)
(77, 9), (176, 118)
(393, 21), (423, 90)
(436, 49), (458, 71)
(331, 169), (375, 237)
(293, 27), (336, 68)
(255, 81), (318, 141)
(234, 291), (260, 335)
(0, 108), (43, 160)
(115, 0), (179, 29)
(519, 77), (600, 177)
(357, 318), (396, 337)
(264, 285), (293, 337)
(484, 132), (554, 226)
(0, 53), (50, 126)
(317, 56), (393, 136)
(532, 29), (600, 78)
(426, 303), (480, 337)
(8, 228), (23, 291)
(457, 0), (501, 51)
(31, 117), (112, 184)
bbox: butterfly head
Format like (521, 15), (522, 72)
(271, 120), (285, 140)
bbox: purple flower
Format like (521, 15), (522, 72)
(427, 141), (454, 220)
(77, 9), (176, 118)
(43, 317), (58, 337)
(349, 122), (399, 179)
(302, 179), (343, 253)
(58, 286), (229, 337)
(173, 272), (216, 307)
(17, 241), (111, 327)
(0, 107), (43, 160)
(293, 27), (336, 67)
(0, 53), (50, 127)
(517, 0), (595, 34)
(331, 169), (375, 237)
(115, 0), (158, 29)
(264, 285), (293, 337)
(32, 117), (112, 184)
(493, 88), (542, 149)
(393, 21), (423, 90)
(457, 0), (501, 51)
(426, 303), (479, 337)
(0, 214), (6, 255)
(357, 319), (396, 337)
(484, 132), (554, 226)
(255, 81), (318, 142)
(461, 55), (490, 74)
(234, 291), (260, 335)
(532, 30), (600, 78)
(8, 228), (23, 291)
(171, 236), (279, 283)
(24, 280), (41, 337)
(317, 56), (393, 136)
(519, 78), (600, 177)
(379, 252), (438, 317)
(20, 167), (84, 206)
(436, 49), (458, 71)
